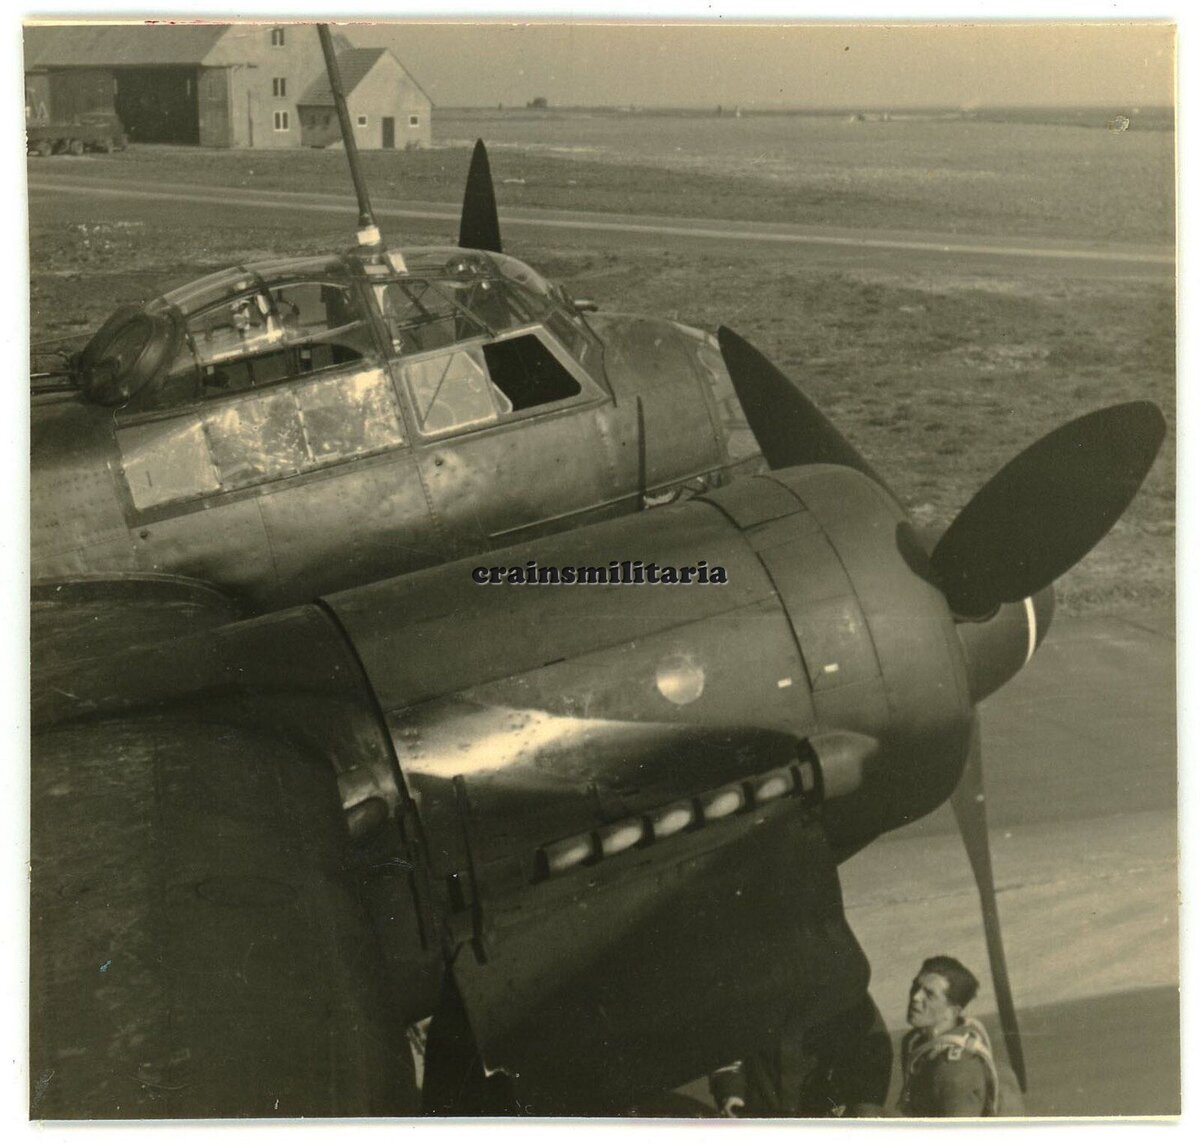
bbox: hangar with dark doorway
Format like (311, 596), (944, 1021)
(24, 23), (430, 150)
(114, 67), (201, 145)
(24, 23), (333, 149)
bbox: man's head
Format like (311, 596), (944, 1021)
(907, 956), (979, 1036)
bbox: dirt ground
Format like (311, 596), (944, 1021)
(27, 127), (1175, 615)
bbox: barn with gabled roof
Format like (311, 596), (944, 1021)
(23, 22), (431, 150)
(297, 47), (432, 150)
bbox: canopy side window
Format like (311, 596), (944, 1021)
(401, 331), (585, 437)
(404, 348), (501, 435)
(379, 279), (488, 357)
(120, 366), (407, 510)
(152, 280), (374, 406)
(270, 281), (373, 373)
(542, 308), (597, 373)
(190, 289), (280, 373)
(482, 334), (581, 411)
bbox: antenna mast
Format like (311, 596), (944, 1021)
(317, 24), (386, 257)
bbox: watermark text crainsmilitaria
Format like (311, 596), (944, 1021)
(471, 560), (728, 586)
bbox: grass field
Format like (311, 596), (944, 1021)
(26, 110), (1175, 615)
(435, 108), (1175, 245)
(28, 107), (1175, 246)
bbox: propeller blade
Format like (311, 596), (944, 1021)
(716, 327), (888, 488)
(931, 401), (1165, 617)
(459, 139), (503, 254)
(950, 715), (1027, 1092)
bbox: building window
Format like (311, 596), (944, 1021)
(356, 114), (368, 127)
(272, 77), (287, 97)
(273, 111), (290, 131)
(271, 27), (285, 47)
(409, 114), (420, 127)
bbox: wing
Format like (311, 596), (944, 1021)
(31, 714), (418, 1117)
(31, 575), (420, 1116)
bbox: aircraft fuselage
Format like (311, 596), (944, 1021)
(32, 248), (755, 610)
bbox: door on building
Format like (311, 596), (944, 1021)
(382, 116), (395, 149)
(115, 67), (200, 144)
(197, 68), (231, 147)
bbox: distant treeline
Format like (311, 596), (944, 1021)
(966, 105), (1173, 130)
(435, 104), (1173, 130)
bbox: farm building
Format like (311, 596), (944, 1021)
(22, 23), (432, 150)
(297, 48), (432, 150)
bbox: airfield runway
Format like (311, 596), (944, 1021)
(26, 172), (1174, 284)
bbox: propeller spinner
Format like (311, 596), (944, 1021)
(718, 324), (1165, 1093)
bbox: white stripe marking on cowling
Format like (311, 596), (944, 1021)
(1024, 596), (1038, 665)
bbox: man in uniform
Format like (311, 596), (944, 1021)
(898, 955), (1015, 1117)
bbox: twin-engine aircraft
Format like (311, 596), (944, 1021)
(29, 24), (1166, 1119)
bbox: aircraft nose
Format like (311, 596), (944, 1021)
(955, 584), (1056, 704)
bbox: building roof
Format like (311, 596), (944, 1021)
(298, 47), (385, 105)
(24, 24), (233, 67)
(298, 47), (431, 107)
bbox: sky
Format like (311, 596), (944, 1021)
(11, 5), (1176, 111)
(342, 21), (1175, 110)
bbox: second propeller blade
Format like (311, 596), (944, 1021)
(717, 326), (888, 488)
(950, 714), (1027, 1093)
(931, 401), (1165, 618)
